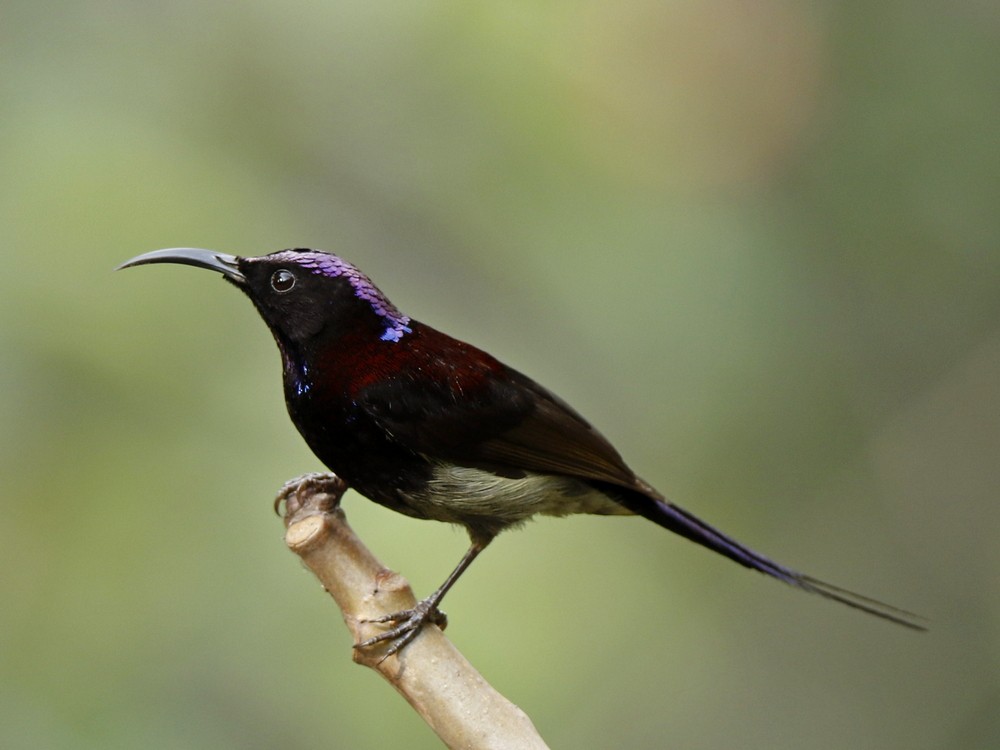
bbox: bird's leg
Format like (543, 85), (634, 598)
(356, 537), (490, 659)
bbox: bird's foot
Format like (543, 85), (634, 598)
(274, 472), (346, 516)
(356, 598), (448, 660)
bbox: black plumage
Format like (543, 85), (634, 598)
(119, 247), (925, 653)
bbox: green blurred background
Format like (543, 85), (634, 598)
(2, 2), (998, 748)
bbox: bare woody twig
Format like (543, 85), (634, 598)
(277, 473), (549, 750)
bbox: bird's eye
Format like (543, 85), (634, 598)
(271, 269), (296, 293)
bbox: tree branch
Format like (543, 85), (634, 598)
(277, 473), (549, 750)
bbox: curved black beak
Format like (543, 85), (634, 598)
(116, 248), (244, 283)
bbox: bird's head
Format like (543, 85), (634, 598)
(117, 248), (412, 348)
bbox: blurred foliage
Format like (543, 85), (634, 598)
(2, 1), (998, 748)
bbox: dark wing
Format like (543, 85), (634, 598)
(356, 325), (646, 491)
(476, 372), (647, 487)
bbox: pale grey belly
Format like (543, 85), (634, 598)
(397, 463), (633, 530)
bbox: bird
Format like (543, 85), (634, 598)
(118, 247), (925, 653)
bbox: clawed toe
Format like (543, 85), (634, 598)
(274, 472), (346, 515)
(356, 599), (447, 659)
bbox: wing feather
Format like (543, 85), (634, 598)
(358, 346), (644, 492)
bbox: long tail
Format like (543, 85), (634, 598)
(610, 486), (926, 631)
